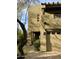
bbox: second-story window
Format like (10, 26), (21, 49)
(37, 14), (40, 21)
(54, 14), (61, 18)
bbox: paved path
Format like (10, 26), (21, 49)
(24, 51), (61, 59)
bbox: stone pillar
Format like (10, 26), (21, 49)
(46, 32), (52, 51)
(40, 32), (46, 51)
(50, 32), (53, 51)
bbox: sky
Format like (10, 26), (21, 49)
(39, 0), (61, 3)
(21, 9), (28, 30)
(21, 0), (61, 30)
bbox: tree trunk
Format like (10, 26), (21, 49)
(17, 19), (27, 59)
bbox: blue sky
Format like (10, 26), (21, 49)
(39, 0), (61, 3)
(21, 9), (28, 30)
(21, 0), (61, 30)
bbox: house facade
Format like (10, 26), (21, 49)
(28, 2), (61, 52)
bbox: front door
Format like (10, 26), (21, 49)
(33, 32), (40, 51)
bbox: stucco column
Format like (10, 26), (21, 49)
(46, 32), (52, 51)
(40, 32), (46, 51)
(50, 32), (53, 51)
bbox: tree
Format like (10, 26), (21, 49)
(17, 0), (40, 59)
(17, 19), (27, 55)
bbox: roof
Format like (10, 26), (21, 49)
(41, 2), (61, 14)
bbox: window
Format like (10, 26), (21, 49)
(37, 14), (40, 22)
(54, 14), (61, 18)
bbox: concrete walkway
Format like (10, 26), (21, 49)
(24, 51), (61, 59)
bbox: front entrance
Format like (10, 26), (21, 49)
(33, 32), (40, 51)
